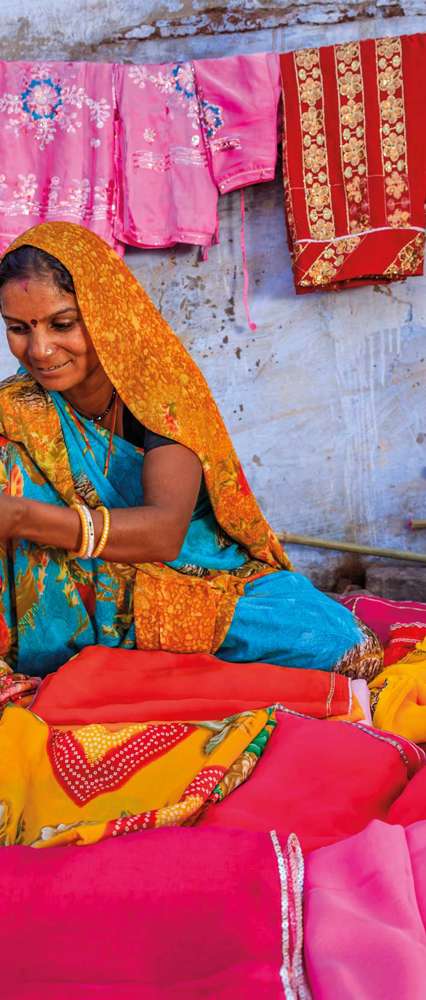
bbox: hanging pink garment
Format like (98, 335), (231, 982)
(304, 820), (426, 1000)
(194, 52), (281, 196)
(114, 54), (280, 250)
(0, 61), (118, 252)
(114, 61), (218, 249)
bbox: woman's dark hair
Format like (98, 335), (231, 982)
(0, 245), (75, 296)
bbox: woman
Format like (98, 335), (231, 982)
(0, 222), (381, 678)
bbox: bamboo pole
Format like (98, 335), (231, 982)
(279, 532), (426, 564)
(408, 519), (426, 530)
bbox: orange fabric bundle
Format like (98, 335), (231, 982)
(31, 644), (352, 724)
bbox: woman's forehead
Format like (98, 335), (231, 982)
(1, 277), (77, 314)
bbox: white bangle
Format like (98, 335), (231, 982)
(81, 505), (95, 559)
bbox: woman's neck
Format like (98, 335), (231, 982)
(62, 368), (114, 421)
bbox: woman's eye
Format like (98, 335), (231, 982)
(52, 323), (74, 331)
(6, 325), (26, 334)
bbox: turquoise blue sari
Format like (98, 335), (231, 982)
(0, 387), (371, 677)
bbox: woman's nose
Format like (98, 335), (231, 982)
(27, 328), (54, 362)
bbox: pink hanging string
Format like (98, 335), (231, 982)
(240, 188), (257, 332)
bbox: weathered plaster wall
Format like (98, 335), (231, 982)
(0, 3), (424, 61)
(0, 4), (425, 589)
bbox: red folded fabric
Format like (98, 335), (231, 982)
(383, 622), (426, 666)
(281, 33), (426, 292)
(336, 593), (426, 645)
(31, 644), (351, 724)
(198, 708), (425, 852)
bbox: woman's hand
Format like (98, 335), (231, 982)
(0, 493), (24, 542)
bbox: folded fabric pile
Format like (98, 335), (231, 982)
(1, 603), (426, 997)
(0, 646), (366, 849)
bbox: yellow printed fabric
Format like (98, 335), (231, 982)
(370, 638), (426, 743)
(0, 704), (275, 848)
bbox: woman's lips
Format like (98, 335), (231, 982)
(35, 359), (72, 375)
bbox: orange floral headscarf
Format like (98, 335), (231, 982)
(1, 222), (290, 652)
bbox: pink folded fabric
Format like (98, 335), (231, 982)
(351, 678), (372, 724)
(0, 827), (308, 999)
(0, 61), (118, 251)
(304, 820), (426, 999)
(337, 593), (426, 644)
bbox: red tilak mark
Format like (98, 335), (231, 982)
(30, 319), (38, 328)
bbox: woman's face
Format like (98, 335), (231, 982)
(1, 275), (102, 392)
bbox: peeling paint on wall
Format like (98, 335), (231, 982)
(0, 3), (424, 59)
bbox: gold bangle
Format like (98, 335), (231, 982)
(93, 505), (111, 558)
(70, 502), (89, 558)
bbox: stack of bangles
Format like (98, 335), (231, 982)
(71, 502), (111, 559)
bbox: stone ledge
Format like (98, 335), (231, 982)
(365, 560), (426, 601)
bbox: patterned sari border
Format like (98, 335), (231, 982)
(294, 48), (335, 242)
(335, 41), (370, 235)
(376, 36), (411, 229)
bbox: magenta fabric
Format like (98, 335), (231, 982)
(194, 53), (280, 195)
(198, 709), (425, 851)
(0, 827), (298, 999)
(304, 820), (426, 1000)
(337, 593), (426, 644)
(0, 61), (118, 251)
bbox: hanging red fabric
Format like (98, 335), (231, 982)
(280, 33), (426, 292)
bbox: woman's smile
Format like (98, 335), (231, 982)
(34, 358), (73, 378)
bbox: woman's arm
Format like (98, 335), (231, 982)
(0, 444), (202, 564)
